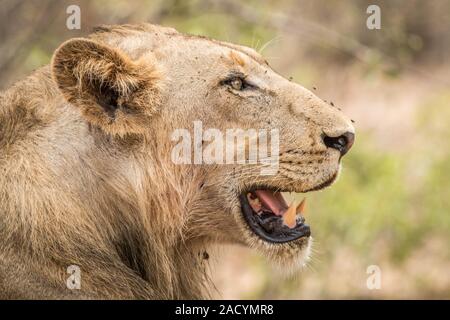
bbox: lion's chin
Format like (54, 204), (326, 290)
(242, 228), (313, 275)
(267, 237), (313, 276)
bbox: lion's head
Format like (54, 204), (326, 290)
(48, 23), (354, 294)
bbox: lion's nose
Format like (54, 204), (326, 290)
(322, 132), (355, 156)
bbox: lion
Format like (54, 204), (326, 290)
(0, 23), (354, 299)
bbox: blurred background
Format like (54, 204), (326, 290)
(1, 0), (449, 299)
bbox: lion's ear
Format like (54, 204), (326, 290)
(51, 38), (162, 136)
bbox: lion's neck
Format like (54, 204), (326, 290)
(98, 149), (212, 299)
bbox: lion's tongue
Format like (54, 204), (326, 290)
(254, 190), (288, 216)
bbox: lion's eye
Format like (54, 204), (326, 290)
(230, 78), (243, 90)
(221, 74), (256, 91)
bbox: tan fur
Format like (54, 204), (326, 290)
(0, 23), (354, 299)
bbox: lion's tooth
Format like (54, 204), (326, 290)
(283, 201), (297, 229)
(247, 193), (262, 213)
(296, 198), (306, 216)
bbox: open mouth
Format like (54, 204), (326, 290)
(239, 189), (311, 243)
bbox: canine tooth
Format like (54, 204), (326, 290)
(283, 201), (297, 229)
(296, 198), (306, 216)
(247, 193), (262, 212)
